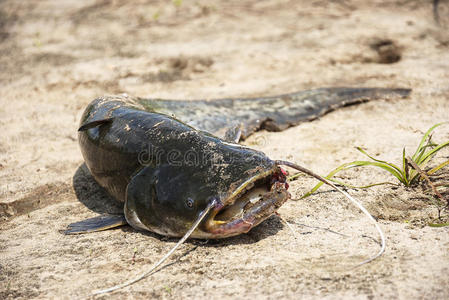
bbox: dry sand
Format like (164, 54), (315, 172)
(1, 0), (448, 299)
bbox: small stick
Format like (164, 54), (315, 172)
(93, 199), (217, 295)
(406, 156), (447, 205)
(275, 160), (386, 266)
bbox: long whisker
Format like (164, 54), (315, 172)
(275, 160), (385, 266)
(93, 199), (218, 295)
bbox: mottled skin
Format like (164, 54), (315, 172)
(138, 87), (411, 139)
(77, 87), (410, 238)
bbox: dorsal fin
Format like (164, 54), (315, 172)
(78, 118), (113, 131)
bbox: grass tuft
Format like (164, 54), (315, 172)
(298, 123), (449, 222)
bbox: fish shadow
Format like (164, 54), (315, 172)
(202, 215), (285, 246)
(72, 163), (123, 215)
(72, 163), (284, 245)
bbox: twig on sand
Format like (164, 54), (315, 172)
(407, 156), (446, 206)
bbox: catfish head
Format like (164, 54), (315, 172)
(124, 128), (290, 239)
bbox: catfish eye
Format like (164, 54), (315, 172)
(185, 198), (194, 208)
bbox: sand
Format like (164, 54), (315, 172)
(0, 0), (448, 299)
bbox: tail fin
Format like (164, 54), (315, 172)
(247, 87), (411, 135)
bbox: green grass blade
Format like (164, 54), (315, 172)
(412, 122), (446, 161)
(414, 141), (438, 164)
(414, 147), (426, 164)
(300, 162), (355, 198)
(356, 147), (403, 174)
(411, 141), (440, 183)
(402, 148), (409, 186)
(428, 160), (449, 175)
(416, 140), (449, 166)
(428, 223), (449, 227)
(409, 171), (420, 184)
(351, 161), (406, 183)
(288, 172), (304, 181)
(301, 160), (405, 198)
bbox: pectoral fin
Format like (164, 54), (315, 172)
(124, 166), (160, 232)
(64, 214), (127, 234)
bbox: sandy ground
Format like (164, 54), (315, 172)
(1, 0), (449, 299)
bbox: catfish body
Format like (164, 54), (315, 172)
(75, 87), (410, 238)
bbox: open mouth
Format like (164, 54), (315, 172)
(204, 168), (290, 238)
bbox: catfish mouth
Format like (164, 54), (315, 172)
(204, 168), (290, 238)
